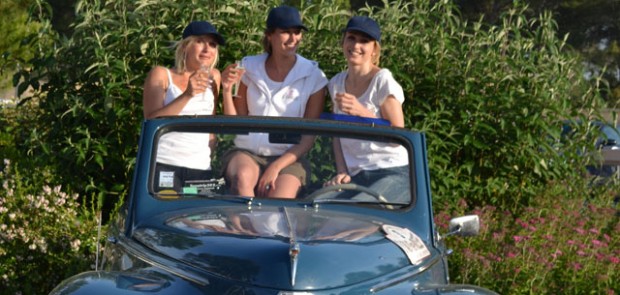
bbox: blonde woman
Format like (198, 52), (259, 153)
(325, 16), (410, 203)
(142, 21), (224, 192)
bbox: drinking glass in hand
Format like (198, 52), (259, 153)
(200, 65), (213, 101)
(335, 81), (346, 97)
(232, 60), (245, 97)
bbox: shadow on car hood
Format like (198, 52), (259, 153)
(132, 206), (431, 290)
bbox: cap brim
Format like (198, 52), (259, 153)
(269, 24), (308, 31)
(213, 34), (226, 46)
(342, 27), (377, 41)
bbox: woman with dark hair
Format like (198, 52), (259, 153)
(220, 5), (327, 199)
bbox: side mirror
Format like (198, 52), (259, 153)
(447, 215), (480, 237)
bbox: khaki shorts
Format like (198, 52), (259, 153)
(221, 148), (310, 186)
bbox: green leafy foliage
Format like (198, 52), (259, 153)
(0, 159), (99, 294)
(2, 0), (615, 293)
(457, 0), (620, 106)
(436, 183), (620, 293)
(363, 1), (603, 210)
(13, 0), (603, 213)
(0, 0), (43, 91)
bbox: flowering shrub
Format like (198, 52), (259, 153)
(436, 185), (620, 294)
(0, 159), (99, 295)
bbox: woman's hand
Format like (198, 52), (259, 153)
(256, 164), (281, 197)
(186, 68), (212, 97)
(221, 62), (245, 94)
(324, 172), (351, 187)
(334, 92), (370, 117)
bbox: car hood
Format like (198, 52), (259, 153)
(132, 206), (432, 290)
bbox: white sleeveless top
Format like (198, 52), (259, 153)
(156, 69), (214, 170)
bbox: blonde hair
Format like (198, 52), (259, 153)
(173, 36), (219, 72)
(340, 33), (382, 66)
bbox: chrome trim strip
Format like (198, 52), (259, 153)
(283, 207), (299, 286)
(117, 235), (210, 286)
(369, 255), (441, 293)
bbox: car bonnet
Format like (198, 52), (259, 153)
(132, 205), (433, 290)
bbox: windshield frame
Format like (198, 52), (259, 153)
(147, 117), (416, 207)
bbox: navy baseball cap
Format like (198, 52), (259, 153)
(267, 5), (308, 31)
(343, 16), (381, 43)
(182, 21), (226, 45)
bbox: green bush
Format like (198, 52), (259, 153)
(2, 0), (615, 293)
(12, 0), (603, 212)
(0, 158), (99, 294)
(435, 183), (620, 294)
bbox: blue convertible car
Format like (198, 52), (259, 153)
(50, 115), (496, 295)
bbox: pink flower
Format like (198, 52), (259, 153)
(513, 235), (525, 243)
(574, 228), (586, 235)
(507, 252), (517, 258)
(592, 239), (607, 248)
(516, 218), (528, 228)
(589, 228), (600, 235)
(609, 256), (620, 264)
(567, 240), (576, 246)
(577, 250), (586, 256)
(595, 253), (605, 261)
(572, 262), (582, 271)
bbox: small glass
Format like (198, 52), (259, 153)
(232, 59), (245, 97)
(334, 81), (345, 97)
(200, 64), (213, 101)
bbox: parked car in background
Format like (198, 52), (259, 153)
(589, 121), (620, 178)
(50, 115), (497, 295)
(560, 120), (620, 180)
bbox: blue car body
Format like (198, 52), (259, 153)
(50, 115), (496, 295)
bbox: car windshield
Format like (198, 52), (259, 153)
(148, 122), (413, 208)
(600, 124), (620, 145)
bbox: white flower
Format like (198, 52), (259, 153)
(70, 239), (82, 251)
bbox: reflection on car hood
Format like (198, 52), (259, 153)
(133, 206), (431, 290)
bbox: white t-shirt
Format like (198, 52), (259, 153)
(234, 53), (328, 156)
(328, 69), (408, 175)
(156, 69), (214, 170)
